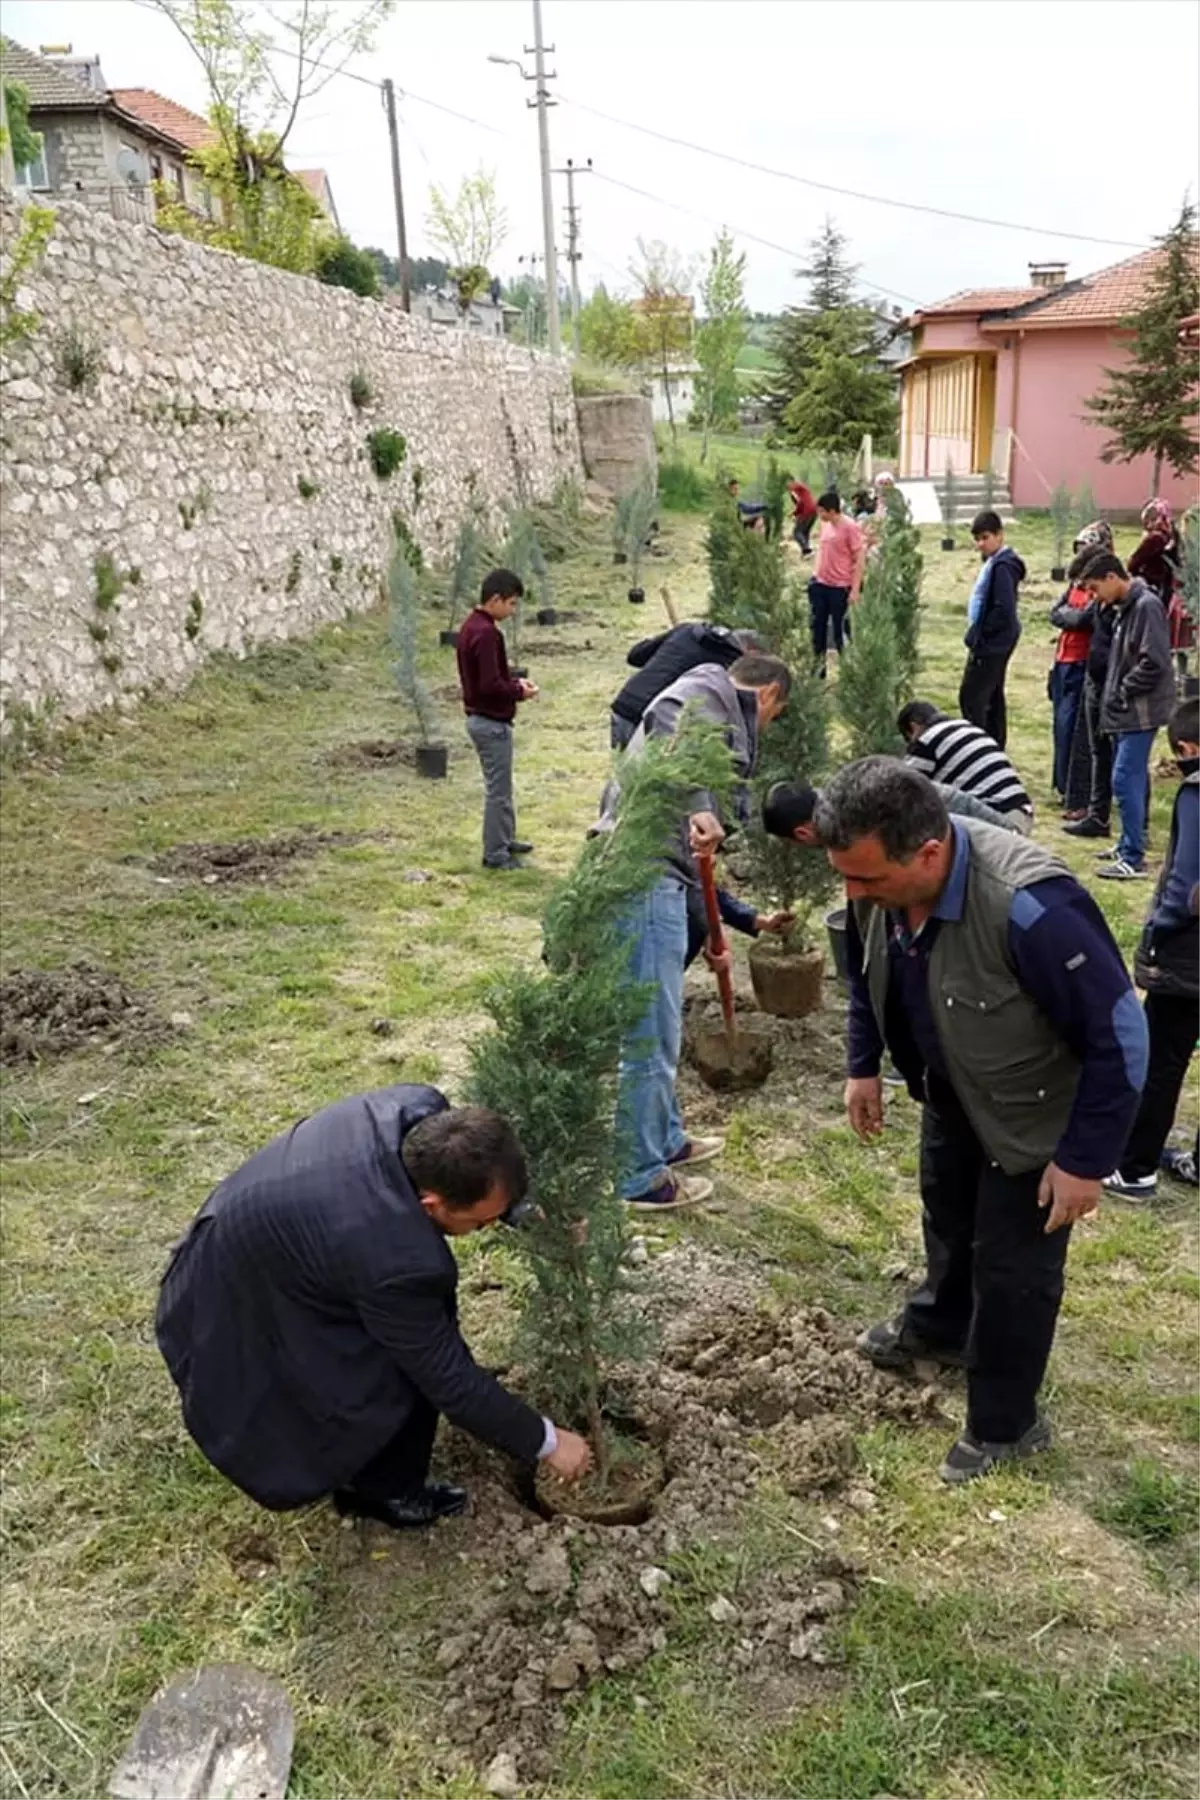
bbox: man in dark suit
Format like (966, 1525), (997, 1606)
(156, 1085), (590, 1529)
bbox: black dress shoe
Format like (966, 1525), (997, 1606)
(332, 1481), (468, 1530)
(508, 840), (534, 855)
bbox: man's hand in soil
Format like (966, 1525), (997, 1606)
(689, 811), (725, 856)
(1037, 1162), (1100, 1234)
(845, 1075), (884, 1140)
(517, 679), (539, 700)
(545, 1429), (590, 1483)
(755, 910), (796, 935)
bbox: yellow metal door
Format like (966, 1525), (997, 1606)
(974, 356), (997, 473)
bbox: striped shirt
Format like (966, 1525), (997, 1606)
(904, 718), (1032, 816)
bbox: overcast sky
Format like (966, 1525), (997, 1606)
(5, 0), (1197, 313)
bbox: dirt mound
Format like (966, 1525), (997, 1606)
(150, 829), (378, 884)
(0, 962), (172, 1064)
(323, 740), (416, 770)
(520, 638), (595, 659)
(400, 1262), (947, 1787)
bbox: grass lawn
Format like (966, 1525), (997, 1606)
(2, 444), (1197, 1799)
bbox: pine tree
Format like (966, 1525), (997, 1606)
(445, 519), (484, 632)
(1074, 482), (1097, 535)
(837, 583), (901, 758)
(877, 487), (924, 693)
(781, 310), (898, 456)
(766, 219), (859, 423)
(1049, 482), (1074, 572)
(706, 494), (786, 639)
(467, 713), (733, 1474)
(388, 543), (439, 746)
(1084, 202), (1200, 491)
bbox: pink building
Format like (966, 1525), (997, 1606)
(897, 246), (1199, 514)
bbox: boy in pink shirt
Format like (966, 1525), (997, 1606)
(809, 491), (866, 672)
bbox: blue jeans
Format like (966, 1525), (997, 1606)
(1111, 728), (1156, 867)
(1049, 662), (1086, 796)
(616, 876), (688, 1199)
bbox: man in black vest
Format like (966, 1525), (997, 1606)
(815, 760), (1146, 1483)
(609, 623), (762, 749)
(156, 1086), (590, 1529)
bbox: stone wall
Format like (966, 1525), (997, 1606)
(575, 393), (656, 497)
(0, 194), (581, 728)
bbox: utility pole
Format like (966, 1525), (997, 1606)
(553, 156), (591, 356)
(525, 1), (560, 356)
(381, 78), (410, 312)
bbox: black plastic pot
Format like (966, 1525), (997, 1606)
(510, 665), (528, 680)
(535, 607), (557, 626)
(940, 536), (955, 552)
(416, 743), (448, 779)
(1050, 564), (1067, 582)
(824, 905), (849, 990)
(627, 586), (646, 605)
(439, 629), (459, 648)
(613, 550), (628, 565)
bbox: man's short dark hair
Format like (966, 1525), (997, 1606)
(762, 781), (819, 840)
(814, 757), (949, 861)
(817, 490), (841, 513)
(1078, 552), (1126, 582)
(971, 510), (1004, 537)
(402, 1106), (527, 1210)
(728, 652), (792, 699)
(1068, 546), (1102, 583)
(897, 700), (945, 739)
(1169, 695), (1200, 750)
(481, 567), (524, 603)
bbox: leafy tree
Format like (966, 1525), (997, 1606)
(315, 234), (381, 297)
(503, 272), (548, 347)
(781, 309), (897, 455)
(3, 79), (42, 173)
(365, 247), (449, 291)
(468, 713), (733, 1471)
(579, 283), (646, 366)
(763, 456), (790, 540)
(0, 201), (55, 360)
(1084, 201), (1200, 491)
(426, 168), (507, 318)
(837, 582), (902, 758)
(694, 228), (747, 461)
(156, 135), (324, 270)
(388, 542), (439, 746)
(629, 238), (696, 442)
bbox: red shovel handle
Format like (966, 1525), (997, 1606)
(695, 851), (737, 1040)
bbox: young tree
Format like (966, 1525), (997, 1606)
(151, 0), (392, 271)
(315, 235), (381, 297)
(873, 489), (924, 695)
(1074, 482), (1097, 535)
(629, 238), (696, 443)
(1049, 482), (1074, 572)
(694, 228), (748, 462)
(388, 542), (439, 747)
(837, 583), (902, 758)
(3, 78), (42, 173)
(1084, 201), (1200, 491)
(468, 715), (733, 1474)
(614, 476), (658, 591)
(426, 169), (508, 319)
(579, 284), (646, 366)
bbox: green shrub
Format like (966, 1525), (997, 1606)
(297, 475), (319, 501)
(56, 323), (101, 392)
(349, 369), (373, 410)
(315, 235), (381, 298)
(658, 454), (710, 512)
(367, 428), (407, 479)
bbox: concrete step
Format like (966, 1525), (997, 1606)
(932, 478), (1012, 524)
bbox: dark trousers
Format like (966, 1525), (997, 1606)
(809, 580), (850, 665)
(959, 648), (1013, 748)
(1082, 674), (1113, 826)
(793, 515), (815, 554)
(343, 1397), (438, 1502)
(1063, 682), (1093, 812)
(1049, 661), (1086, 796)
(610, 711), (636, 751)
(1121, 994), (1199, 1179)
(903, 1079), (1070, 1442)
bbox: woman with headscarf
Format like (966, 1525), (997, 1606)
(1128, 499), (1183, 604)
(1062, 521), (1121, 839)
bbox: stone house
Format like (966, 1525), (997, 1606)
(1, 39), (214, 224)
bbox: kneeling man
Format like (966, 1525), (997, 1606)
(157, 1085), (589, 1528)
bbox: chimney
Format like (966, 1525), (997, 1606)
(1028, 261), (1067, 290)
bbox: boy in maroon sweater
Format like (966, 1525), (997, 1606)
(456, 569), (539, 869)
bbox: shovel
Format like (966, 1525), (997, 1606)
(695, 851), (738, 1051)
(109, 1664), (294, 1800)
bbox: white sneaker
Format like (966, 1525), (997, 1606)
(668, 1136), (725, 1168)
(1103, 1169), (1157, 1202)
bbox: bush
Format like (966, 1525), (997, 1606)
(349, 369), (374, 410)
(876, 487), (924, 694)
(367, 428), (407, 479)
(315, 235), (382, 298)
(658, 455), (711, 512)
(837, 582), (902, 758)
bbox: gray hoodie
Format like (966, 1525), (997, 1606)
(593, 662), (759, 886)
(1100, 577), (1175, 734)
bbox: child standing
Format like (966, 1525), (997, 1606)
(959, 509), (1025, 749)
(457, 569), (538, 871)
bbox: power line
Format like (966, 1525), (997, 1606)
(558, 92), (1150, 252)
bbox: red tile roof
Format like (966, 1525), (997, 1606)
(109, 87), (215, 152)
(981, 240), (1200, 330)
(915, 286), (1041, 319)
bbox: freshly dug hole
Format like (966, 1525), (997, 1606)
(535, 1434), (665, 1526)
(688, 1016), (774, 1091)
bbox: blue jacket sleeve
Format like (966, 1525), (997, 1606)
(1007, 879), (1147, 1180)
(1152, 785), (1200, 934)
(845, 903), (885, 1078)
(718, 888), (760, 938)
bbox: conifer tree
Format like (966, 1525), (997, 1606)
(837, 582), (901, 758)
(468, 714), (733, 1474)
(1084, 201), (1199, 491)
(1049, 482), (1074, 573)
(388, 542), (439, 745)
(1074, 482), (1097, 535)
(877, 487), (924, 693)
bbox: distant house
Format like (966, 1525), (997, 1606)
(897, 248), (1200, 512)
(407, 284), (520, 339)
(645, 362), (700, 426)
(1, 40), (213, 223)
(295, 168), (340, 231)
